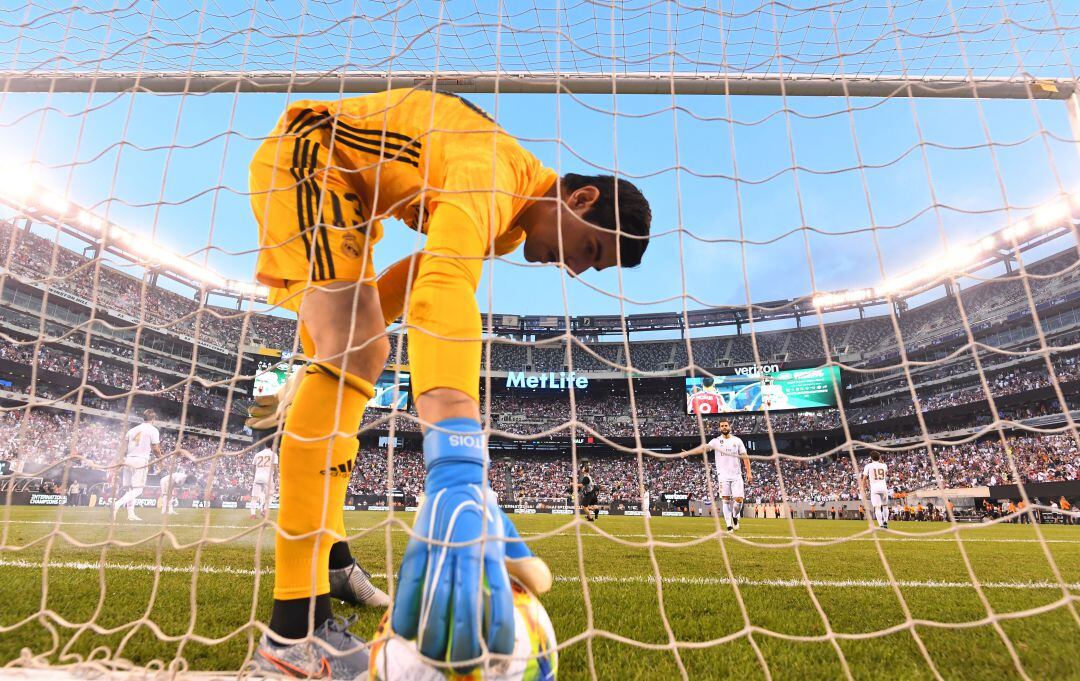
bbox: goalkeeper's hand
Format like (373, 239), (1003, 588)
(245, 364), (305, 430)
(408, 495), (553, 596)
(391, 419), (517, 670)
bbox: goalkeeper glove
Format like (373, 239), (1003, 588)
(391, 418), (517, 670)
(245, 363), (305, 430)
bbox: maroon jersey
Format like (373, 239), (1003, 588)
(689, 391), (726, 414)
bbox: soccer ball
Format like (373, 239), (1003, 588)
(369, 579), (557, 680)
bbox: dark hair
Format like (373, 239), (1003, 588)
(718, 418), (730, 425)
(871, 452), (881, 462)
(562, 173), (651, 267)
(702, 376), (715, 389)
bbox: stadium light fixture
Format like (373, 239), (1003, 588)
(37, 191), (71, 216)
(812, 288), (874, 308)
(77, 210), (106, 232)
(3, 175), (268, 300)
(1033, 199), (1070, 228)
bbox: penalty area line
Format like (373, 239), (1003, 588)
(0, 559), (1077, 590)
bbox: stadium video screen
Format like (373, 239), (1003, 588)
(371, 372), (411, 410)
(253, 363), (410, 410)
(685, 366), (842, 414)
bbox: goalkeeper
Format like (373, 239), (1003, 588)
(247, 88), (651, 677)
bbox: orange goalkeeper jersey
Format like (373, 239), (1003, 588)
(251, 89), (557, 400)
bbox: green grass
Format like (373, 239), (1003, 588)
(1, 507), (1078, 679)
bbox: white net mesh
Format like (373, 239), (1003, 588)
(1, 1), (1079, 679)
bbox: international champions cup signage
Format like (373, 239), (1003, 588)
(506, 371), (590, 390)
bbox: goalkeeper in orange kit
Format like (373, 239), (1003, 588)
(246, 87), (651, 678)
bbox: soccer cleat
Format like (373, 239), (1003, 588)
(329, 560), (390, 608)
(732, 518), (740, 531)
(726, 525), (734, 532)
(252, 616), (369, 680)
(127, 513), (142, 522)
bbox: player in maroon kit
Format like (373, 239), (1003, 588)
(688, 377), (728, 414)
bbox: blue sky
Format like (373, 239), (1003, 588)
(1, 1), (1078, 328)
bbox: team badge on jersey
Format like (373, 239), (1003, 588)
(342, 233), (362, 259)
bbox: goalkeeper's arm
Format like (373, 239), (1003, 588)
(390, 203), (550, 667)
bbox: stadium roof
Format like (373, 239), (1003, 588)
(2, 165), (1077, 336)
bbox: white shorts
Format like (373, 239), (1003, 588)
(870, 490), (889, 508)
(251, 481), (271, 499)
(719, 478), (744, 498)
(122, 464), (148, 490)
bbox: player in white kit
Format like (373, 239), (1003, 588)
(250, 446), (278, 519)
(707, 419), (752, 531)
(158, 469), (188, 515)
(113, 409), (162, 521)
(861, 453), (890, 530)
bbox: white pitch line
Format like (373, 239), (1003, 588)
(6, 519), (1080, 544)
(1, 559), (1078, 590)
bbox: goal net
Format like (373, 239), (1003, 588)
(1, 1), (1079, 679)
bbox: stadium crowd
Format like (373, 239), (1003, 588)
(3, 409), (1077, 507)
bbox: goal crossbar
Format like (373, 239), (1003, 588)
(1, 71), (1075, 99)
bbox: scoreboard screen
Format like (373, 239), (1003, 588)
(370, 372), (411, 410)
(253, 361), (410, 411)
(685, 366), (842, 415)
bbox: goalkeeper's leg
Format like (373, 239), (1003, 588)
(267, 281), (389, 642)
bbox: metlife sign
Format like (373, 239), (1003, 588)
(506, 371), (589, 390)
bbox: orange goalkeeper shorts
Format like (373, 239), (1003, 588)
(249, 109), (383, 312)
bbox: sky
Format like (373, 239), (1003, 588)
(1, 1), (1078, 331)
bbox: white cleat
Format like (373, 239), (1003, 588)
(329, 560), (391, 608)
(127, 513), (142, 522)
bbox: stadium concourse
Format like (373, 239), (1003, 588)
(1, 217), (1078, 519)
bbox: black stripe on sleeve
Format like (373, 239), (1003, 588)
(331, 134), (420, 168)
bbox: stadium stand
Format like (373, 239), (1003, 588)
(3, 218), (1079, 513)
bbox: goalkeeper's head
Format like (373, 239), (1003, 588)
(521, 173), (651, 275)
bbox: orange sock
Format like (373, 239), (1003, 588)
(274, 365), (373, 599)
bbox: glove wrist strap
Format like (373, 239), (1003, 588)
(424, 418), (486, 489)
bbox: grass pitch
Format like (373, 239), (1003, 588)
(0, 507), (1078, 680)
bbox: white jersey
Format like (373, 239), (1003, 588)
(164, 471), (187, 486)
(161, 471), (187, 493)
(863, 461), (889, 495)
(124, 423), (160, 464)
(708, 435), (747, 480)
(252, 448), (277, 485)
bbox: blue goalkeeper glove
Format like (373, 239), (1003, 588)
(392, 418), (516, 669)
